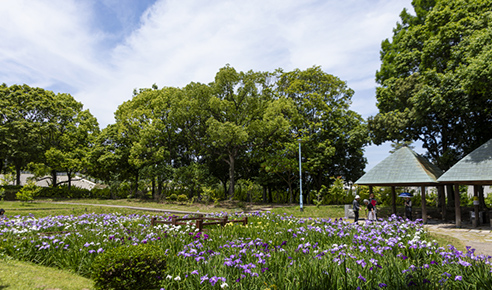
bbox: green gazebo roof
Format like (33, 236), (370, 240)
(437, 139), (492, 184)
(355, 146), (443, 186)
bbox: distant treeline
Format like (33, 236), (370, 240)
(1, 66), (369, 204)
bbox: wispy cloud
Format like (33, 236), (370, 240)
(0, 0), (413, 169)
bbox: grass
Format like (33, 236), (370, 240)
(0, 256), (93, 290)
(0, 199), (348, 218)
(269, 204), (346, 218)
(426, 231), (466, 251)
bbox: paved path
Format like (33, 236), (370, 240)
(424, 222), (492, 258)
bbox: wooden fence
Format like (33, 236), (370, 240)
(150, 214), (248, 232)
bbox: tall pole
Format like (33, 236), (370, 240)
(298, 139), (303, 212)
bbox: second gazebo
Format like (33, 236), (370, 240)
(355, 146), (443, 223)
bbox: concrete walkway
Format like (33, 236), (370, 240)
(424, 222), (492, 258)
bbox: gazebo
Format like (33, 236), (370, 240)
(438, 139), (492, 227)
(355, 146), (443, 223)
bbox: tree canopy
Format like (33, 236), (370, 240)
(0, 84), (99, 186)
(1, 65), (368, 204)
(369, 0), (492, 169)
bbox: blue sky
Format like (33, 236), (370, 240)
(0, 0), (423, 171)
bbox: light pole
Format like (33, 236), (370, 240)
(298, 139), (303, 212)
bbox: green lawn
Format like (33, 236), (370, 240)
(0, 257), (93, 290)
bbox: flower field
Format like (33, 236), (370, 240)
(1, 211), (491, 289)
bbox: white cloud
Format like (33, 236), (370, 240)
(0, 0), (414, 169)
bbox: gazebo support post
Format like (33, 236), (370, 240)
(454, 184), (461, 228)
(478, 185), (486, 209)
(420, 186), (427, 224)
(391, 186), (396, 215)
(438, 185), (446, 221)
(473, 185), (480, 228)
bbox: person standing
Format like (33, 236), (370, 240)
(404, 197), (412, 220)
(369, 193), (377, 219)
(364, 199), (376, 222)
(353, 195), (360, 223)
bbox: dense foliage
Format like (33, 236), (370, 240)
(91, 244), (167, 290)
(370, 0), (492, 169)
(1, 64), (368, 204)
(0, 211), (490, 289)
(0, 84), (100, 187)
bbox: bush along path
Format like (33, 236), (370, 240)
(0, 210), (491, 289)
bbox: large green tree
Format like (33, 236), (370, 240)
(43, 109), (99, 188)
(0, 84), (55, 185)
(276, 67), (368, 200)
(41, 94), (99, 188)
(202, 65), (293, 199)
(370, 0), (492, 169)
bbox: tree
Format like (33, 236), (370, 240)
(43, 109), (99, 189)
(0, 84), (54, 185)
(260, 139), (299, 203)
(370, 0), (492, 169)
(276, 66), (368, 198)
(196, 65), (293, 199)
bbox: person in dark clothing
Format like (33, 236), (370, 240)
(404, 197), (412, 220)
(353, 195), (360, 223)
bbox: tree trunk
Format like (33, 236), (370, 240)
(228, 153), (236, 199)
(157, 176), (162, 201)
(52, 170), (58, 187)
(134, 173), (139, 197)
(152, 177), (156, 200)
(67, 171), (72, 190)
(288, 184), (293, 204)
(262, 186), (267, 203)
(15, 165), (21, 186)
(222, 181), (227, 199)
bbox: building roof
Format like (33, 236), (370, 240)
(438, 139), (492, 185)
(355, 146), (443, 186)
(0, 173), (96, 190)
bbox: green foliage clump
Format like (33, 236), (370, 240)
(168, 193), (178, 201)
(16, 181), (41, 202)
(90, 187), (112, 199)
(37, 186), (92, 199)
(91, 244), (167, 290)
(177, 194), (188, 203)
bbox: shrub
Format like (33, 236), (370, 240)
(38, 186), (92, 199)
(177, 194), (188, 203)
(91, 244), (167, 290)
(91, 187), (112, 199)
(16, 181), (41, 202)
(168, 193), (178, 201)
